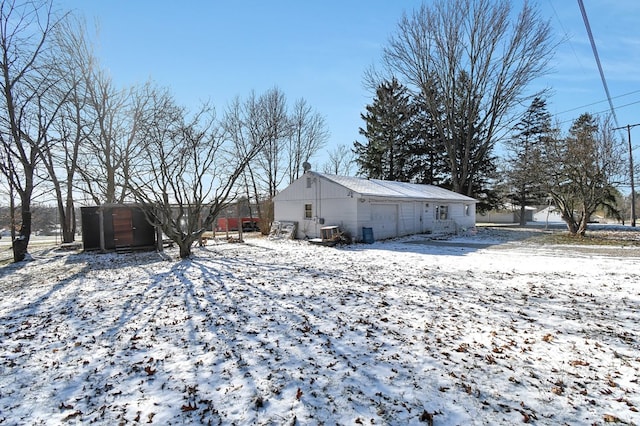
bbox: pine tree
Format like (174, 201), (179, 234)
(354, 78), (415, 181)
(407, 93), (448, 185)
(505, 97), (553, 225)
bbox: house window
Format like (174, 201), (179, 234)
(304, 203), (313, 219)
(438, 205), (449, 220)
(465, 204), (470, 216)
(306, 177), (312, 188)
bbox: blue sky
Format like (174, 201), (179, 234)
(57, 1), (640, 173)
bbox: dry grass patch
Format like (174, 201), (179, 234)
(527, 229), (640, 247)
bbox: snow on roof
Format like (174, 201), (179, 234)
(315, 172), (477, 202)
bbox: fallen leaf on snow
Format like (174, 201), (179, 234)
(603, 413), (623, 423)
(58, 402), (73, 410)
(419, 410), (434, 425)
(181, 402), (197, 412)
(569, 359), (589, 367)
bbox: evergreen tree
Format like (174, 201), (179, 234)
(407, 92), (448, 185)
(354, 78), (415, 181)
(505, 97), (553, 225)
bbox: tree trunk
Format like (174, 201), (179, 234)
(9, 186), (16, 242)
(178, 241), (191, 259)
(54, 192), (76, 244)
(519, 204), (526, 226)
(64, 190), (76, 243)
(62, 202), (76, 243)
(565, 222), (578, 235)
(13, 207), (31, 262)
(577, 214), (589, 237)
(47, 158), (77, 244)
(247, 166), (265, 233)
(562, 212), (579, 235)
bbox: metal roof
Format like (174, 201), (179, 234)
(314, 172), (477, 202)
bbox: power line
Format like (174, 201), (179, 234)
(553, 99), (640, 126)
(554, 89), (640, 116)
(593, 99), (640, 116)
(577, 0), (620, 128)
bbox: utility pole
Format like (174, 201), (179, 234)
(614, 123), (638, 227)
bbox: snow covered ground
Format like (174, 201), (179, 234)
(0, 228), (638, 425)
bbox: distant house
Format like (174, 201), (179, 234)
(273, 171), (477, 242)
(533, 206), (565, 224)
(476, 204), (536, 224)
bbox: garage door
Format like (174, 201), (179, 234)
(371, 204), (398, 240)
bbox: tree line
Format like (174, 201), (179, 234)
(355, 80), (627, 236)
(353, 0), (629, 236)
(0, 0), (329, 260)
(1, 0), (632, 262)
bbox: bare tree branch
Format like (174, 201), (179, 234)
(0, 0), (68, 261)
(379, 0), (556, 197)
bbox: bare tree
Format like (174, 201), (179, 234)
(375, 0), (555, 197)
(223, 93), (268, 230)
(253, 87), (290, 199)
(36, 16), (91, 243)
(222, 90), (328, 233)
(77, 60), (148, 205)
(129, 89), (265, 258)
(541, 114), (625, 236)
(0, 0), (68, 261)
(322, 144), (356, 176)
(287, 98), (329, 183)
(224, 88), (292, 231)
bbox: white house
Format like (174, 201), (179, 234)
(273, 171), (478, 242)
(476, 203), (537, 224)
(533, 205), (565, 224)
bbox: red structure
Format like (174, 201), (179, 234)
(216, 217), (260, 232)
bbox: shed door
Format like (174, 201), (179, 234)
(371, 203), (398, 240)
(112, 207), (134, 247)
(81, 207), (101, 250)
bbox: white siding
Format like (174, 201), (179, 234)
(274, 172), (478, 241)
(274, 175), (360, 239)
(355, 200), (372, 241)
(456, 202), (476, 230)
(370, 203), (398, 240)
(398, 202), (418, 236)
(421, 202), (433, 233)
